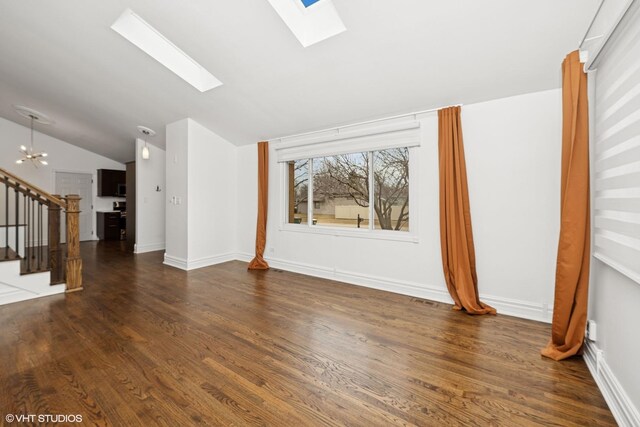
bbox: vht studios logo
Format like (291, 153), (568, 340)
(5, 414), (83, 423)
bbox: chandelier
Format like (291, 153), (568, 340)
(14, 106), (53, 168)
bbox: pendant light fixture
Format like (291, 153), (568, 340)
(137, 125), (156, 160)
(14, 106), (53, 168)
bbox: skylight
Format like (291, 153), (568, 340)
(267, 0), (346, 47)
(111, 9), (222, 92)
(300, 0), (322, 7)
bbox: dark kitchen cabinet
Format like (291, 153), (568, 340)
(97, 169), (126, 197)
(126, 161), (136, 251)
(97, 211), (122, 240)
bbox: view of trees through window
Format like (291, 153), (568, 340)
(287, 147), (409, 231)
(287, 159), (308, 224)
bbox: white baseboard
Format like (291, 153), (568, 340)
(163, 252), (237, 271)
(584, 341), (640, 427)
(163, 254), (188, 270)
(235, 252), (552, 323)
(134, 242), (166, 254)
(235, 252), (253, 263)
(0, 282), (65, 306)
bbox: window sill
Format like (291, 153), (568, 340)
(279, 224), (419, 243)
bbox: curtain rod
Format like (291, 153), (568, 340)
(267, 104), (463, 143)
(578, 0), (605, 49)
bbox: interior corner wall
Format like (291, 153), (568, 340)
(0, 116), (126, 241)
(135, 138), (166, 253)
(236, 89), (562, 322)
(237, 144), (258, 260)
(164, 118), (237, 270)
(186, 119), (238, 267)
(165, 119), (189, 264)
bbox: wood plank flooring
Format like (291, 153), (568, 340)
(0, 241), (614, 426)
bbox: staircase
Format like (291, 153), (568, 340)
(0, 168), (83, 305)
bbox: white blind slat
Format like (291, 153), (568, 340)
(593, 2), (640, 284)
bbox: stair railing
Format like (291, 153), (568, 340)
(0, 168), (82, 292)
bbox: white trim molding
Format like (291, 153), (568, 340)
(134, 242), (166, 254)
(163, 252), (237, 271)
(584, 340), (640, 427)
(181, 252), (553, 322)
(238, 253), (553, 323)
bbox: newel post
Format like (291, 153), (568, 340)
(64, 194), (83, 292)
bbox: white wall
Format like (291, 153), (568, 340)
(135, 138), (166, 253)
(236, 89), (562, 322)
(165, 119), (189, 263)
(164, 118), (237, 270)
(463, 90), (561, 310)
(0, 116), (126, 240)
(589, 261), (640, 417)
(187, 120), (238, 265)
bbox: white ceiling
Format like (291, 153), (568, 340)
(0, 0), (599, 163)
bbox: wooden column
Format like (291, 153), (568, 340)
(48, 196), (63, 285)
(64, 194), (83, 292)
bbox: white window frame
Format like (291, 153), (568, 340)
(280, 147), (419, 243)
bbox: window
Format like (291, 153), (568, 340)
(313, 153), (369, 229)
(287, 160), (308, 224)
(286, 148), (411, 232)
(373, 148), (409, 231)
(300, 0), (321, 7)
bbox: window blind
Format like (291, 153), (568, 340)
(592, 3), (640, 284)
(275, 121), (421, 162)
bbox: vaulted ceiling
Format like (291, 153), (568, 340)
(0, 0), (599, 163)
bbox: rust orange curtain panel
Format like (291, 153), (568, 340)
(541, 51), (590, 361)
(248, 141), (270, 270)
(438, 106), (495, 315)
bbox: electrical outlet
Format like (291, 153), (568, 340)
(587, 320), (597, 342)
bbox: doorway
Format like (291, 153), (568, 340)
(55, 172), (93, 242)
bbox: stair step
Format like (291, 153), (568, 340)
(0, 247), (54, 276)
(0, 247), (20, 262)
(19, 266), (51, 276)
(20, 246), (52, 276)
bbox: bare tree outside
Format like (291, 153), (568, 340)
(288, 160), (309, 223)
(313, 152), (369, 208)
(373, 148), (409, 230)
(311, 148), (409, 230)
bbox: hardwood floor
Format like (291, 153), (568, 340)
(0, 241), (614, 426)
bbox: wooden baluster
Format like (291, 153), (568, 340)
(24, 192), (29, 271)
(48, 197), (62, 284)
(15, 189), (19, 257)
(3, 180), (9, 259)
(38, 202), (42, 271)
(4, 181), (7, 259)
(64, 194), (83, 292)
(31, 198), (35, 269)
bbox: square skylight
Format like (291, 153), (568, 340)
(111, 9), (222, 92)
(267, 0), (346, 47)
(300, 0), (322, 7)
